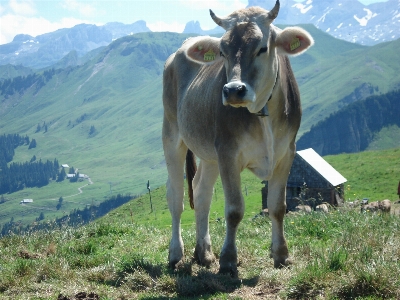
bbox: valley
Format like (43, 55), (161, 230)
(1, 25), (400, 229)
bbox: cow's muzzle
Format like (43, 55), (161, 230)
(222, 81), (256, 108)
(223, 81), (247, 99)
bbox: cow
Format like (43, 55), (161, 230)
(162, 0), (313, 274)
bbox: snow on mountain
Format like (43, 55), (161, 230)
(247, 0), (400, 45)
(0, 21), (150, 69)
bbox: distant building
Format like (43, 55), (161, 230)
(66, 174), (75, 178)
(61, 164), (69, 168)
(20, 199), (33, 204)
(262, 148), (347, 211)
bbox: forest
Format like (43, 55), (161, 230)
(0, 193), (134, 237)
(297, 89), (400, 155)
(0, 133), (61, 194)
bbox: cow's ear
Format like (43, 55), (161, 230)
(185, 37), (222, 64)
(275, 26), (314, 56)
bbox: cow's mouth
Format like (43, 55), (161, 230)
(222, 81), (256, 108)
(226, 102), (247, 108)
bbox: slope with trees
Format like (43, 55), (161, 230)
(297, 89), (400, 155)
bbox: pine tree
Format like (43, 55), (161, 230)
(28, 139), (37, 149)
(35, 123), (41, 133)
(57, 168), (66, 182)
(89, 125), (96, 136)
(37, 212), (45, 221)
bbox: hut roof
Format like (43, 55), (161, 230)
(297, 148), (347, 186)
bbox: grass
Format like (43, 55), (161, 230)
(3, 145), (399, 228)
(1, 148), (400, 298)
(325, 147), (400, 201)
(0, 195), (399, 299)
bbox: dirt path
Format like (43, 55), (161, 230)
(43, 177), (94, 203)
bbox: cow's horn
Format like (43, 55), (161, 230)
(267, 0), (280, 20)
(210, 10), (230, 30)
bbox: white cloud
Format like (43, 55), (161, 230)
(62, 0), (97, 17)
(179, 0), (246, 13)
(9, 0), (36, 16)
(0, 14), (96, 44)
(147, 21), (185, 33)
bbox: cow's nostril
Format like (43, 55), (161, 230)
(237, 84), (247, 97)
(223, 86), (229, 98)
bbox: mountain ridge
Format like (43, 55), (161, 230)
(248, 0), (400, 45)
(0, 21), (151, 69)
(1, 28), (399, 198)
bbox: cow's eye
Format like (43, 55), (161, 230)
(257, 47), (268, 56)
(220, 51), (225, 58)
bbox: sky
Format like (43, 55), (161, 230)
(0, 0), (389, 45)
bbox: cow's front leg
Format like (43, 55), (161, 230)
(193, 160), (219, 267)
(267, 151), (294, 268)
(267, 180), (290, 268)
(218, 160), (244, 276)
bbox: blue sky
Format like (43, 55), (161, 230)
(0, 0), (388, 45)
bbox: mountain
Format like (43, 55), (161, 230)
(248, 0), (400, 45)
(182, 21), (224, 35)
(297, 89), (400, 156)
(1, 27), (400, 226)
(0, 21), (151, 69)
(0, 32), (190, 197)
(1, 27), (400, 227)
(0, 64), (33, 80)
(284, 24), (400, 136)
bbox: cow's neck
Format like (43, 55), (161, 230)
(255, 63), (279, 118)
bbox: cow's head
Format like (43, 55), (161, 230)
(185, 0), (314, 114)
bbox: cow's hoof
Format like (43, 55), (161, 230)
(194, 251), (215, 268)
(219, 247), (238, 277)
(194, 243), (215, 268)
(169, 258), (185, 271)
(194, 245), (215, 268)
(218, 262), (238, 278)
(273, 257), (292, 269)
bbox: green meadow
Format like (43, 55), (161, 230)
(0, 148), (399, 298)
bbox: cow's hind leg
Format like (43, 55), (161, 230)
(163, 123), (187, 269)
(193, 160), (219, 267)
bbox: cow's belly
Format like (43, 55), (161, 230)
(243, 142), (275, 181)
(180, 129), (218, 162)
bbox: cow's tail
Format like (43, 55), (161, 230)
(186, 149), (197, 210)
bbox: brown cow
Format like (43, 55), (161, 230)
(162, 0), (313, 274)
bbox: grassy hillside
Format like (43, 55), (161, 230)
(1, 29), (400, 228)
(293, 32), (400, 136)
(325, 147), (400, 201)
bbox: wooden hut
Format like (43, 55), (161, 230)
(262, 148), (347, 211)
